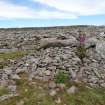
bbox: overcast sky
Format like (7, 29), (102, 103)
(0, 0), (105, 27)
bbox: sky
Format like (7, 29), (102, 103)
(0, 0), (105, 28)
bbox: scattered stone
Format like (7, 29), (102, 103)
(8, 85), (17, 93)
(44, 70), (51, 76)
(11, 74), (21, 80)
(67, 86), (78, 94)
(48, 81), (57, 89)
(49, 89), (57, 96)
(16, 100), (24, 105)
(0, 94), (19, 102)
(85, 37), (97, 48)
(93, 69), (101, 78)
(100, 83), (105, 88)
(4, 68), (12, 75)
(57, 83), (66, 90)
(55, 97), (61, 104)
(96, 40), (105, 58)
(16, 68), (26, 74)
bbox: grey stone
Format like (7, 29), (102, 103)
(8, 85), (17, 93)
(11, 74), (21, 80)
(42, 76), (51, 82)
(16, 100), (24, 105)
(96, 41), (105, 58)
(4, 68), (12, 75)
(89, 77), (99, 84)
(100, 83), (105, 88)
(93, 69), (101, 78)
(55, 97), (61, 104)
(0, 94), (18, 102)
(57, 83), (66, 90)
(48, 81), (57, 89)
(16, 68), (26, 74)
(70, 69), (77, 80)
(49, 89), (57, 96)
(47, 66), (56, 70)
(0, 80), (8, 87)
(85, 37), (97, 48)
(42, 57), (52, 64)
(44, 70), (51, 76)
(67, 86), (78, 94)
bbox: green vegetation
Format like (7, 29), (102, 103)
(0, 86), (9, 96)
(0, 75), (105, 105)
(0, 51), (28, 69)
(76, 45), (87, 62)
(0, 50), (105, 105)
(0, 74), (56, 105)
(0, 51), (28, 61)
(0, 63), (4, 69)
(54, 71), (69, 83)
(61, 84), (105, 105)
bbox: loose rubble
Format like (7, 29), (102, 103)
(0, 26), (105, 94)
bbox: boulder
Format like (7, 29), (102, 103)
(38, 37), (77, 49)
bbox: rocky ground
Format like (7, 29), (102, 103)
(0, 25), (105, 105)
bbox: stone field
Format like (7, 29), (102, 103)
(0, 25), (105, 105)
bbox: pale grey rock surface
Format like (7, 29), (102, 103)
(67, 86), (78, 94)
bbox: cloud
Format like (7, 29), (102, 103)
(2, 0), (105, 20)
(0, 1), (36, 19)
(32, 0), (105, 16)
(0, 0), (77, 19)
(35, 11), (77, 19)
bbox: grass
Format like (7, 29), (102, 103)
(76, 45), (87, 63)
(61, 86), (105, 105)
(54, 71), (69, 83)
(0, 74), (105, 105)
(0, 51), (29, 69)
(0, 86), (9, 96)
(0, 51), (105, 105)
(0, 51), (28, 61)
(0, 74), (56, 105)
